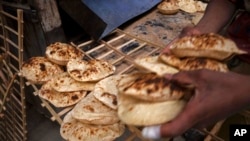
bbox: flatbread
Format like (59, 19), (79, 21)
(51, 72), (95, 92)
(45, 42), (84, 65)
(60, 111), (125, 141)
(67, 59), (116, 82)
(20, 56), (64, 84)
(160, 54), (228, 72)
(178, 0), (197, 13)
(134, 56), (179, 75)
(60, 111), (78, 140)
(71, 93), (119, 125)
(38, 79), (87, 107)
(194, 1), (207, 12)
(169, 33), (247, 60)
(93, 75), (126, 110)
(118, 73), (192, 102)
(117, 94), (186, 126)
(157, 1), (179, 15)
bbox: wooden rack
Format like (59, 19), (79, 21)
(28, 28), (226, 141)
(0, 6), (27, 141)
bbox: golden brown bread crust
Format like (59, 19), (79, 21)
(160, 54), (229, 72)
(169, 33), (247, 60)
(93, 75), (126, 110)
(51, 72), (95, 92)
(157, 1), (179, 15)
(67, 59), (116, 82)
(20, 57), (64, 84)
(60, 111), (125, 141)
(71, 93), (119, 125)
(38, 79), (87, 107)
(118, 73), (193, 102)
(45, 42), (84, 65)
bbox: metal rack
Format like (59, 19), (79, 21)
(0, 6), (26, 141)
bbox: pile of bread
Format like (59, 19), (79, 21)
(157, 0), (207, 14)
(20, 42), (125, 140)
(19, 33), (246, 140)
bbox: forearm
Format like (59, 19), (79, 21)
(195, 0), (237, 33)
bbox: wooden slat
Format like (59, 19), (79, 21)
(0, 11), (18, 21)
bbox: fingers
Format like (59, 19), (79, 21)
(179, 26), (201, 38)
(161, 38), (178, 54)
(160, 101), (201, 137)
(169, 70), (200, 86)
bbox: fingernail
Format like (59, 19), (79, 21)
(142, 125), (161, 139)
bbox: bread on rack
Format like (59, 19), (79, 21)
(67, 59), (116, 82)
(71, 93), (119, 125)
(51, 72), (96, 92)
(20, 56), (64, 84)
(60, 111), (125, 141)
(93, 75), (126, 110)
(38, 78), (88, 107)
(45, 42), (84, 66)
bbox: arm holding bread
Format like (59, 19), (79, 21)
(143, 70), (250, 138)
(162, 0), (237, 53)
(161, 70), (250, 137)
(143, 0), (250, 139)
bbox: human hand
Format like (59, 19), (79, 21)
(161, 25), (201, 54)
(142, 69), (250, 139)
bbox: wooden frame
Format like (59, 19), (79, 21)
(0, 6), (27, 141)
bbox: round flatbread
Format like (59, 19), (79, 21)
(93, 75), (126, 110)
(117, 94), (186, 126)
(169, 33), (247, 60)
(51, 72), (95, 92)
(60, 111), (125, 141)
(134, 56), (179, 75)
(45, 42), (84, 65)
(160, 54), (228, 72)
(194, 1), (207, 12)
(20, 56), (64, 84)
(71, 93), (119, 125)
(67, 59), (116, 82)
(118, 73), (192, 102)
(38, 79), (87, 107)
(157, 1), (179, 15)
(178, 0), (197, 13)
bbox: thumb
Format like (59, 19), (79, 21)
(170, 70), (199, 87)
(161, 38), (178, 54)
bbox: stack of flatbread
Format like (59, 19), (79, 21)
(60, 110), (125, 141)
(20, 42), (116, 109)
(38, 58), (115, 108)
(157, 0), (207, 14)
(117, 73), (193, 126)
(136, 33), (247, 73)
(60, 75), (126, 140)
(117, 33), (246, 127)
